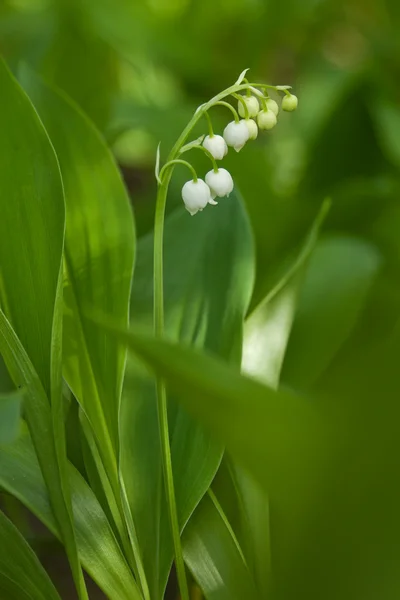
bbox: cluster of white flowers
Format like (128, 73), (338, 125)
(173, 85), (297, 215)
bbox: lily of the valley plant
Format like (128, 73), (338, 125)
(154, 69), (297, 599)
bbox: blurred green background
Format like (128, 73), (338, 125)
(1, 0), (400, 598)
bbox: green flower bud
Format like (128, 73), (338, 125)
(266, 98), (279, 115)
(238, 95), (260, 118)
(257, 110), (277, 130)
(245, 119), (258, 140)
(281, 94), (298, 112)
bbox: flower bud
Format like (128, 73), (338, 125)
(182, 179), (212, 216)
(266, 98), (279, 115)
(223, 120), (249, 152)
(238, 95), (260, 118)
(281, 94), (298, 112)
(205, 168), (234, 199)
(257, 110), (277, 130)
(245, 119), (258, 140)
(203, 134), (228, 160)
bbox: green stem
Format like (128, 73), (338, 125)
(159, 159), (197, 183)
(153, 78), (267, 600)
(213, 100), (239, 122)
(190, 145), (219, 172)
(204, 111), (214, 137)
(154, 176), (189, 600)
(232, 93), (249, 119)
(260, 95), (268, 111)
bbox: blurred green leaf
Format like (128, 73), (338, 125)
(243, 199), (329, 383)
(211, 461), (271, 597)
(183, 491), (258, 600)
(107, 320), (400, 599)
(211, 200), (328, 597)
(282, 235), (381, 389)
(121, 192), (255, 598)
(0, 59), (85, 598)
(37, 2), (118, 130)
(108, 325), (330, 517)
(0, 390), (22, 445)
(0, 509), (61, 600)
(0, 432), (142, 600)
(371, 98), (400, 168)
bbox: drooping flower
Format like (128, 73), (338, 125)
(181, 179), (213, 216)
(203, 134), (228, 160)
(205, 168), (234, 199)
(223, 120), (249, 152)
(238, 95), (260, 118)
(245, 119), (258, 140)
(257, 110), (277, 130)
(282, 94), (298, 112)
(265, 98), (279, 115)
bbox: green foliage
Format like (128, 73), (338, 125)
(0, 510), (61, 600)
(0, 390), (22, 445)
(1, 1), (400, 599)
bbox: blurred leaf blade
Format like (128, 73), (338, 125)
(0, 510), (61, 600)
(0, 390), (22, 445)
(243, 198), (330, 385)
(183, 492), (258, 600)
(282, 235), (381, 390)
(105, 324), (330, 512)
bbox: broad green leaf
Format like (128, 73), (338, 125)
(0, 61), (62, 393)
(0, 390), (22, 445)
(0, 60), (85, 597)
(282, 235), (381, 389)
(0, 432), (142, 600)
(182, 492), (258, 600)
(21, 66), (138, 573)
(0, 510), (61, 600)
(21, 65), (134, 467)
(121, 193), (255, 598)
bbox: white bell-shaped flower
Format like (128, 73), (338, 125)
(238, 95), (260, 118)
(257, 110), (277, 130)
(245, 118), (258, 140)
(266, 98), (279, 115)
(282, 94), (298, 112)
(203, 134), (228, 160)
(182, 179), (212, 216)
(223, 120), (249, 152)
(205, 168), (234, 199)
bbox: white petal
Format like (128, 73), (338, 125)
(205, 168), (234, 198)
(182, 179), (212, 214)
(223, 120), (249, 153)
(203, 135), (228, 160)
